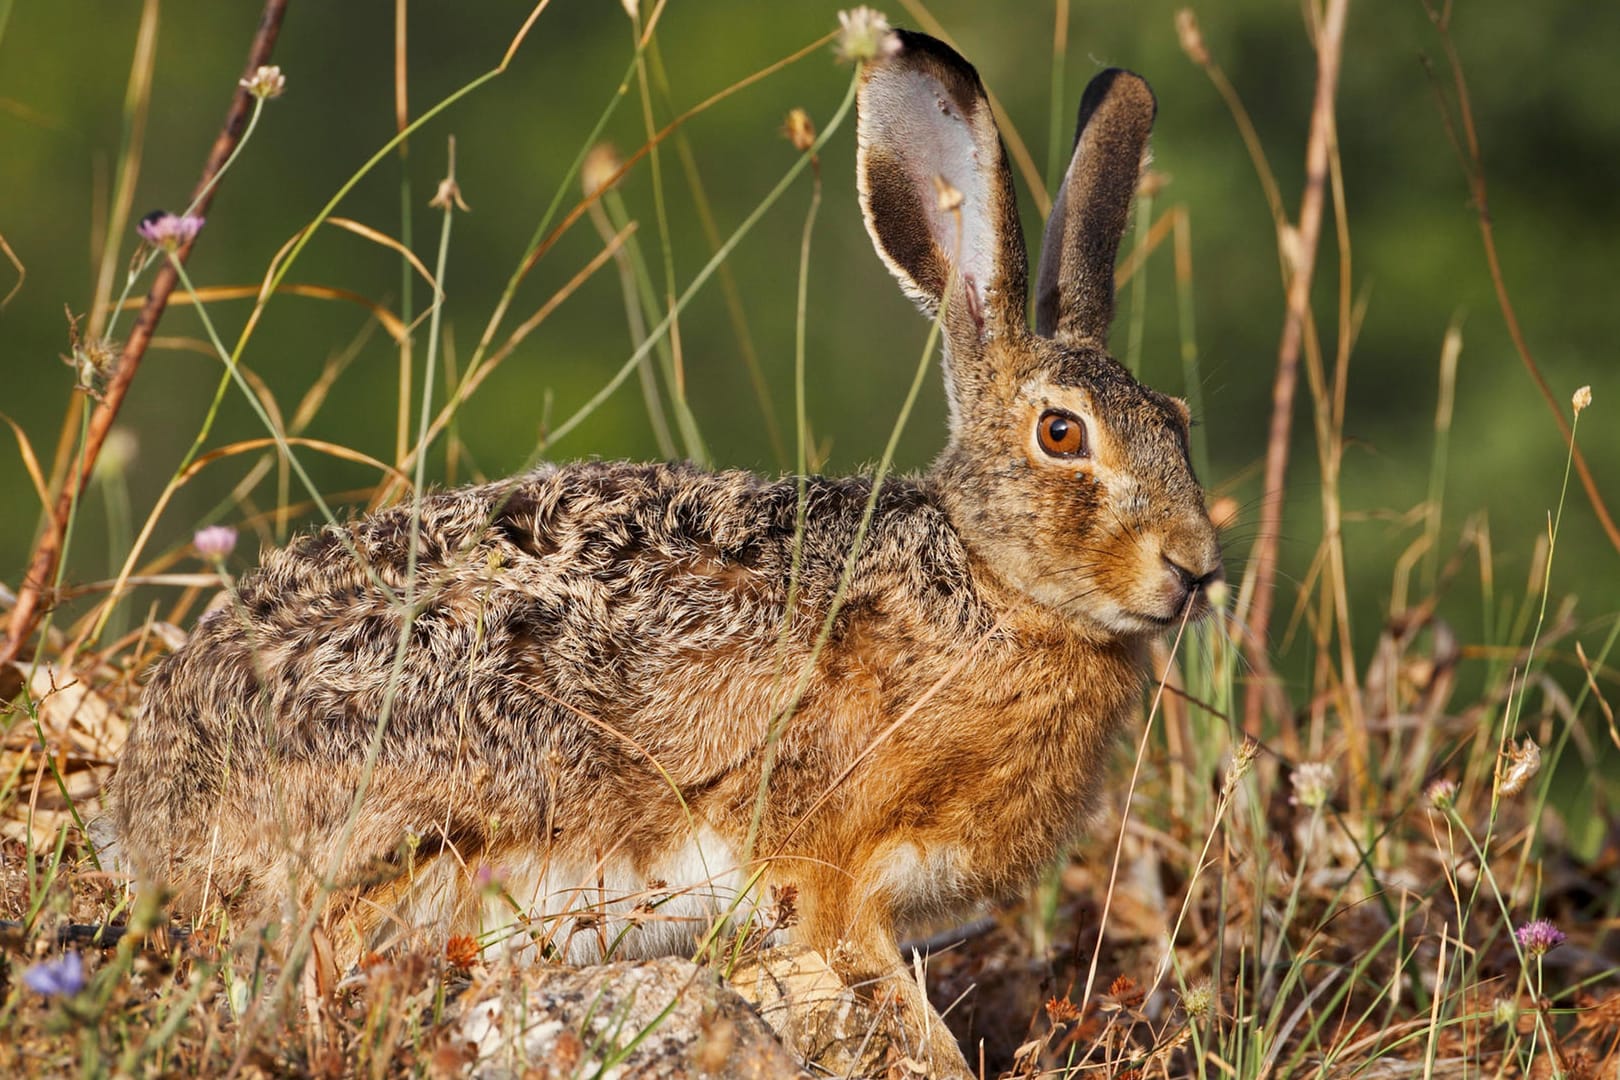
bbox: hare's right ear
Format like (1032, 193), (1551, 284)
(1035, 69), (1156, 349)
(857, 30), (1029, 420)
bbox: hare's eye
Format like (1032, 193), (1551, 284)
(1037, 410), (1087, 458)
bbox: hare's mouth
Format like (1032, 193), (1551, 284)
(1135, 593), (1213, 629)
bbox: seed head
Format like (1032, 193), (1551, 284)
(193, 524), (238, 560)
(1290, 761), (1336, 811)
(581, 143), (623, 198)
(1221, 737), (1259, 798)
(1176, 10), (1211, 66)
(65, 336), (117, 398)
(783, 108), (817, 154)
(137, 210), (205, 253)
(1572, 385), (1592, 415)
(429, 177), (470, 213)
(835, 7), (898, 64)
(1515, 918), (1565, 956)
(239, 65), (286, 100)
(1180, 979), (1214, 1020)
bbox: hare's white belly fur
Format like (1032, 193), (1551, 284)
(395, 825), (761, 965)
(874, 841), (971, 912)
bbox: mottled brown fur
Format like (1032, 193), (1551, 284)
(108, 29), (1220, 1078)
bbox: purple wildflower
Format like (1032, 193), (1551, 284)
(137, 210), (205, 252)
(23, 951), (85, 997)
(193, 524), (238, 559)
(1515, 919), (1565, 956)
(475, 864), (507, 893)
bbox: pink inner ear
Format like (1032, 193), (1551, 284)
(864, 67), (998, 327)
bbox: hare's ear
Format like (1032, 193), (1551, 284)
(857, 31), (1029, 406)
(1035, 69), (1156, 349)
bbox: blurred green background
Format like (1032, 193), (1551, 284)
(2, 1), (1616, 689)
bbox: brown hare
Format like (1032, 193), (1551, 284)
(108, 27), (1220, 1076)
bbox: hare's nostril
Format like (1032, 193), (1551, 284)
(1162, 554), (1220, 594)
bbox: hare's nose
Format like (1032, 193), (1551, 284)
(1161, 552), (1222, 598)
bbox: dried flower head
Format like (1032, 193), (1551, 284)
(1044, 995), (1081, 1025)
(1572, 385), (1592, 415)
(193, 525), (238, 560)
(783, 108), (817, 154)
(65, 338), (116, 398)
(1176, 10), (1210, 65)
(239, 65), (286, 100)
(1109, 974), (1146, 1011)
(1290, 761), (1336, 810)
(137, 210), (205, 252)
(1497, 735), (1541, 797)
(429, 176), (470, 213)
(1515, 918), (1565, 956)
(835, 7), (898, 64)
(1425, 777), (1458, 809)
(1180, 979), (1214, 1020)
(23, 952), (85, 997)
(769, 883), (800, 929)
(444, 934), (480, 970)
(581, 143), (623, 198)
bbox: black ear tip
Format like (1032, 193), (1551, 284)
(883, 28), (990, 96)
(1072, 68), (1158, 146)
(891, 28), (962, 66)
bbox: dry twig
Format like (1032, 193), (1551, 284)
(1242, 0), (1352, 733)
(3, 0), (291, 665)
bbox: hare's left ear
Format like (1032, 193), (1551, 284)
(1035, 69), (1156, 349)
(857, 30), (1030, 415)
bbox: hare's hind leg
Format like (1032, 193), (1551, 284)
(321, 850), (483, 968)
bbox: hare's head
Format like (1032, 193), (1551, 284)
(857, 31), (1221, 637)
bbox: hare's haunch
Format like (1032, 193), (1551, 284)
(109, 28), (1220, 1076)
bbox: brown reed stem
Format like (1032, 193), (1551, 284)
(2, 0), (290, 666)
(1243, 0), (1352, 734)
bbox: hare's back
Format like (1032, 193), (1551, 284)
(130, 462), (971, 792)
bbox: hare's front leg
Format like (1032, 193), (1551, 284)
(794, 879), (973, 1079)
